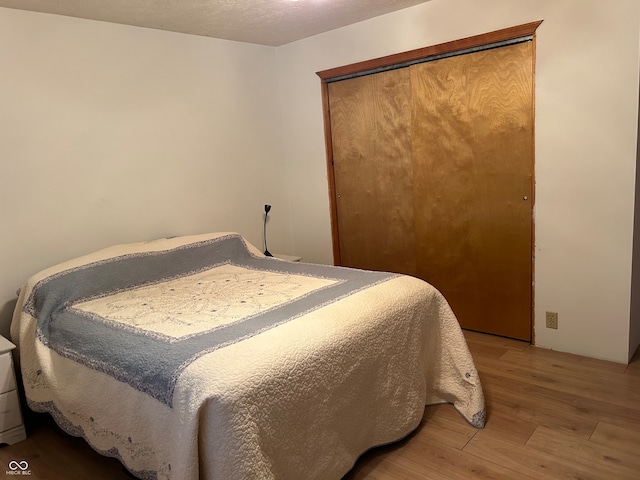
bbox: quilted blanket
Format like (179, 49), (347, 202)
(11, 232), (485, 480)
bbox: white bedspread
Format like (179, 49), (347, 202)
(11, 232), (485, 480)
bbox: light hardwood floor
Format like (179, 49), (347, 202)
(1, 331), (638, 479)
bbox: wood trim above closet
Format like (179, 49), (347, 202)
(316, 20), (543, 81)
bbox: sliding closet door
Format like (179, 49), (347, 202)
(325, 39), (534, 341)
(328, 68), (417, 276)
(411, 42), (533, 340)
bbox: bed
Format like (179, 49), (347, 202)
(11, 232), (485, 479)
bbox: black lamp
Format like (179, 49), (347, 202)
(263, 204), (273, 256)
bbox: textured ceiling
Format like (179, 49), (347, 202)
(0, 0), (431, 46)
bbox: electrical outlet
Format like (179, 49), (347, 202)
(546, 311), (558, 329)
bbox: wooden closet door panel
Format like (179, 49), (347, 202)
(328, 68), (416, 275)
(411, 42), (533, 340)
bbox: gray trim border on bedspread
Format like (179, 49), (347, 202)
(24, 234), (398, 407)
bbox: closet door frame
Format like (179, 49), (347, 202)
(316, 20), (542, 340)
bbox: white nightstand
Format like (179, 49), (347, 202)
(0, 336), (27, 445)
(273, 254), (302, 262)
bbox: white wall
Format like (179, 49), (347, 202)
(276, 0), (640, 363)
(0, 8), (292, 337)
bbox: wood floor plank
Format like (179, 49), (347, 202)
(526, 425), (640, 480)
(479, 372), (600, 437)
(470, 407), (538, 445)
(517, 345), (629, 375)
(419, 404), (478, 449)
(474, 356), (640, 429)
(497, 349), (640, 407)
(483, 368), (640, 434)
(391, 436), (538, 480)
(463, 433), (589, 480)
(590, 421), (640, 457)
